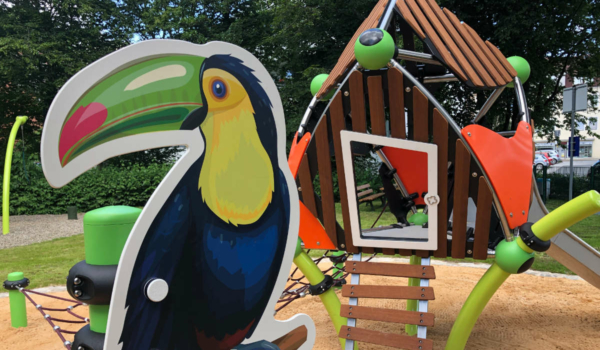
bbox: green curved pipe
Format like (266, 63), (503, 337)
(446, 190), (600, 350)
(292, 239), (352, 349)
(3, 116), (28, 235)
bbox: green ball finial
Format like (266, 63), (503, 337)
(310, 73), (334, 100)
(355, 29), (396, 70)
(507, 56), (531, 88)
(408, 212), (428, 226)
(494, 240), (535, 274)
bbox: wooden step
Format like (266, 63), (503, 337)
(339, 327), (434, 350)
(346, 261), (436, 279)
(340, 305), (435, 326)
(342, 285), (435, 300)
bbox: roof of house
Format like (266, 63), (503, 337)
(316, 0), (517, 98)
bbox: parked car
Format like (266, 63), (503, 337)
(546, 150), (562, 163)
(542, 151), (560, 165)
(534, 154), (549, 171)
(536, 151), (557, 165)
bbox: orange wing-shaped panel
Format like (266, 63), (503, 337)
(462, 121), (533, 229)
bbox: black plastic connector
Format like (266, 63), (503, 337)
(308, 275), (334, 296)
(3, 278), (30, 291)
(73, 324), (105, 350)
(519, 222), (551, 252)
(329, 253), (348, 265)
(67, 260), (117, 305)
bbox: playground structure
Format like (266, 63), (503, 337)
(3, 0), (600, 349)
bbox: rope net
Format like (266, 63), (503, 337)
(19, 288), (88, 350)
(17, 249), (376, 347)
(276, 250), (375, 312)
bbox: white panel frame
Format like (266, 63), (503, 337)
(340, 131), (439, 251)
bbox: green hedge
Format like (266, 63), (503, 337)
(3, 154), (171, 215)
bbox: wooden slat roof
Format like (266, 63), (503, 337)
(316, 0), (516, 98)
(316, 0), (388, 99)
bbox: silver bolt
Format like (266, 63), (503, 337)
(510, 212), (513, 217)
(298, 187), (302, 191)
(54, 325), (60, 330)
(467, 249), (473, 254)
(467, 132), (472, 137)
(405, 87), (411, 92)
(340, 244), (345, 249)
(472, 172), (477, 177)
(74, 277), (82, 285)
(344, 91), (349, 96)
(316, 241), (320, 246)
(79, 346), (85, 350)
(73, 289), (82, 297)
(522, 210), (526, 215)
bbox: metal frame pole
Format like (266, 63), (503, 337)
(570, 86), (576, 200)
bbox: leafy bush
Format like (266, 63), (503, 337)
(2, 153), (172, 215)
(542, 173), (592, 201)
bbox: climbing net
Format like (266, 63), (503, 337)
(276, 250), (376, 312)
(19, 288), (88, 350)
(14, 250), (374, 348)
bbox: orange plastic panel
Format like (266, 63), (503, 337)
(288, 132), (311, 178)
(381, 147), (428, 206)
(461, 121), (533, 228)
(298, 201), (336, 250)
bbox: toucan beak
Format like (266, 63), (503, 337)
(41, 42), (207, 187)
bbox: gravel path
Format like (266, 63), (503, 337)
(0, 214), (84, 250)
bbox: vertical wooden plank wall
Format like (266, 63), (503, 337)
(367, 75), (396, 256)
(432, 110), (448, 258)
(298, 154), (318, 218)
(314, 115), (339, 248)
(451, 140), (471, 258)
(330, 94), (356, 253)
(473, 177), (492, 259)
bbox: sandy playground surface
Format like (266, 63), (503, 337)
(1, 262), (599, 350)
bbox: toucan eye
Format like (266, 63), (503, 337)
(211, 79), (227, 99)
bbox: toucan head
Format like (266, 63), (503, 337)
(41, 40), (280, 188)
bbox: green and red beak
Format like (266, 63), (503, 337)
(58, 55), (205, 167)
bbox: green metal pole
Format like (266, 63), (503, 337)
(405, 255), (421, 336)
(445, 263), (510, 350)
(83, 206), (141, 333)
(331, 251), (345, 289)
(7, 272), (27, 328)
(3, 116), (28, 234)
(293, 239), (350, 349)
(446, 191), (600, 350)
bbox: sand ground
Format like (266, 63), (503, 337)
(1, 263), (599, 350)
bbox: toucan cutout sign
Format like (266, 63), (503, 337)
(41, 40), (315, 350)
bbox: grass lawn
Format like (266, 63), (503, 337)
(0, 235), (85, 289)
(1, 198), (598, 289)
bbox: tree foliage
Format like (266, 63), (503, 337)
(437, 0), (600, 141)
(1, 0), (599, 165)
(0, 0), (130, 160)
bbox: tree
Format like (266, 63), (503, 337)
(437, 0), (600, 142)
(0, 0), (131, 162)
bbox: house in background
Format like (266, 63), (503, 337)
(534, 75), (600, 158)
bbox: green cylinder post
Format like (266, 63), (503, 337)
(293, 240), (350, 349)
(445, 263), (510, 350)
(3, 116), (28, 235)
(405, 255), (421, 336)
(83, 206), (141, 333)
(7, 272), (27, 328)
